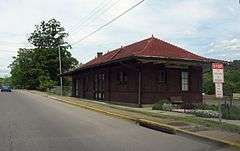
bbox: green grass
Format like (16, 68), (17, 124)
(222, 105), (240, 120)
(142, 111), (240, 132)
(233, 93), (240, 101)
(40, 90), (240, 133)
(139, 110), (240, 132)
(110, 105), (240, 133)
(180, 116), (240, 132)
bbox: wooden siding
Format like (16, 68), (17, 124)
(72, 62), (203, 104)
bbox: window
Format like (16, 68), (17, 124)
(181, 71), (189, 91)
(158, 69), (166, 83)
(117, 72), (127, 84)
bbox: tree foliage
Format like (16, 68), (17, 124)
(28, 19), (70, 49)
(10, 19), (78, 90)
(203, 60), (240, 94)
(0, 77), (12, 87)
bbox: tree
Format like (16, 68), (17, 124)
(38, 75), (55, 91)
(203, 60), (240, 94)
(0, 77), (12, 87)
(10, 48), (39, 89)
(28, 19), (78, 74)
(28, 19), (70, 49)
(0, 78), (3, 86)
(10, 19), (78, 90)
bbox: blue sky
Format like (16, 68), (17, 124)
(0, 0), (240, 77)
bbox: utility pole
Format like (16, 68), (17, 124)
(58, 46), (63, 96)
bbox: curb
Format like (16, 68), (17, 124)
(29, 91), (240, 150)
(138, 119), (176, 134)
(49, 96), (137, 122)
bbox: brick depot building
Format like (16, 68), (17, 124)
(62, 36), (218, 106)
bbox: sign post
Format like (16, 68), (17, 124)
(212, 63), (224, 123)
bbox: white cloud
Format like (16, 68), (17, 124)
(0, 68), (10, 78)
(209, 38), (240, 52)
(206, 38), (240, 61)
(0, 0), (240, 76)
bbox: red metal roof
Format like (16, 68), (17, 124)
(82, 36), (208, 68)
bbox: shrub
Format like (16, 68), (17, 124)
(196, 104), (218, 111)
(221, 105), (240, 120)
(162, 103), (173, 111)
(180, 103), (196, 109)
(38, 75), (55, 91)
(152, 99), (170, 110)
(192, 110), (219, 118)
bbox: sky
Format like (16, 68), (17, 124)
(0, 0), (240, 77)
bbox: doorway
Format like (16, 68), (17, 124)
(94, 73), (105, 100)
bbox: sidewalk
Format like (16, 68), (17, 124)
(27, 90), (240, 149)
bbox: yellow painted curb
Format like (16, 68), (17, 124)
(48, 96), (137, 122)
(29, 91), (240, 150)
(138, 119), (176, 134)
(138, 119), (240, 150)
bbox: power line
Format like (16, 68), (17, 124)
(69, 0), (121, 37)
(68, 0), (113, 33)
(68, 0), (109, 32)
(71, 0), (145, 46)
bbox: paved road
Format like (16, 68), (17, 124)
(0, 90), (237, 151)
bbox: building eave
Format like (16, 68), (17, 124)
(60, 55), (226, 76)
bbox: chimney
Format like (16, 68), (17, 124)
(97, 52), (103, 58)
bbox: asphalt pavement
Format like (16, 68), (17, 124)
(0, 90), (237, 151)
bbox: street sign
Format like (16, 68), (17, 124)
(212, 63), (224, 83)
(215, 83), (223, 98)
(212, 63), (224, 123)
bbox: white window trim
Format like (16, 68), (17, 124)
(181, 71), (189, 91)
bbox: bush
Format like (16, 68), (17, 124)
(192, 110), (219, 118)
(162, 103), (173, 111)
(38, 75), (55, 91)
(152, 99), (170, 110)
(193, 104), (240, 120)
(196, 104), (218, 111)
(221, 105), (240, 120)
(180, 103), (196, 109)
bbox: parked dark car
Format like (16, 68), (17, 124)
(1, 86), (12, 92)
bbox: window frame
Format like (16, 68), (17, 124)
(158, 68), (167, 83)
(117, 71), (128, 85)
(181, 71), (189, 91)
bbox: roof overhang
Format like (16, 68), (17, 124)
(60, 55), (228, 76)
(136, 55), (227, 64)
(60, 56), (137, 76)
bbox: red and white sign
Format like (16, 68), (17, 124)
(212, 63), (223, 69)
(212, 63), (224, 83)
(215, 83), (223, 98)
(212, 63), (224, 122)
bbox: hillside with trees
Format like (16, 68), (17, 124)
(0, 78), (2, 86)
(203, 60), (240, 95)
(10, 19), (78, 90)
(0, 77), (12, 87)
